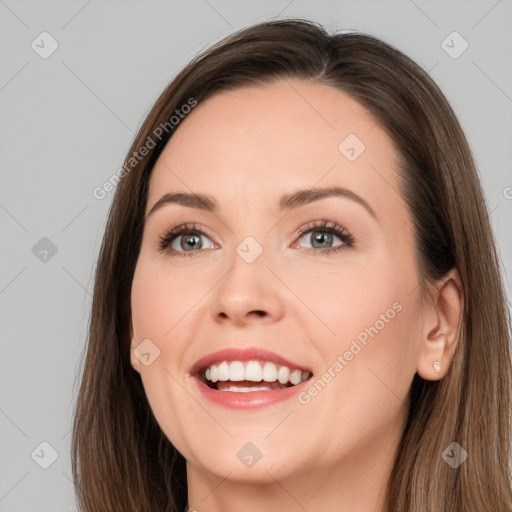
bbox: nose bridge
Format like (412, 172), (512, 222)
(210, 229), (284, 324)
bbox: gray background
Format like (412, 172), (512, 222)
(1, 1), (511, 510)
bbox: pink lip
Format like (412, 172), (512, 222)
(190, 346), (312, 375)
(189, 347), (313, 410)
(192, 375), (311, 409)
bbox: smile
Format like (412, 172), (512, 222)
(190, 347), (314, 409)
(202, 360), (311, 392)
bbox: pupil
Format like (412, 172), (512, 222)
(311, 231), (332, 248)
(182, 233), (201, 251)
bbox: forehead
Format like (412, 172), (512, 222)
(146, 79), (402, 216)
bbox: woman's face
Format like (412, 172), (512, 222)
(130, 79), (426, 486)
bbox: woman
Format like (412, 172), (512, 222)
(71, 19), (512, 511)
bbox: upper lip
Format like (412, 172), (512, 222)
(190, 347), (313, 376)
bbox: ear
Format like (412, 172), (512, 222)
(129, 319), (141, 374)
(416, 268), (464, 380)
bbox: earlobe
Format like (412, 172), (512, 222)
(130, 357), (141, 373)
(129, 320), (141, 374)
(416, 268), (464, 381)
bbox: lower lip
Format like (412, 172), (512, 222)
(193, 376), (311, 409)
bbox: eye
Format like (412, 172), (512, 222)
(293, 220), (354, 255)
(156, 219), (355, 257)
(156, 222), (217, 257)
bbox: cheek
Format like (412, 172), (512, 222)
(130, 259), (197, 450)
(289, 249), (421, 398)
(131, 255), (209, 339)
(294, 292), (421, 455)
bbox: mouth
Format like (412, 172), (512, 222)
(189, 347), (314, 408)
(195, 360), (312, 392)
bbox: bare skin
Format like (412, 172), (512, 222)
(129, 79), (463, 512)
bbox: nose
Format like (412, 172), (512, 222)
(210, 245), (285, 327)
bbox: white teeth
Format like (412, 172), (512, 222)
(289, 369), (302, 385)
(277, 365), (290, 384)
(229, 361), (245, 381)
(203, 359), (311, 387)
(245, 361), (263, 381)
(262, 362), (277, 382)
(218, 361), (230, 381)
(224, 385), (275, 393)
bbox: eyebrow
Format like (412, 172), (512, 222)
(146, 186), (376, 220)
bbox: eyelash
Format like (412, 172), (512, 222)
(155, 220), (355, 257)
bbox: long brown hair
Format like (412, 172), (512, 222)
(71, 19), (512, 511)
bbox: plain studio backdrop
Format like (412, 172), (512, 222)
(1, 1), (511, 510)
